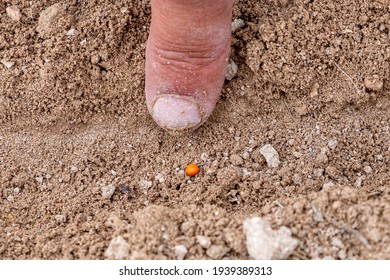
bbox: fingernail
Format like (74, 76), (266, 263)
(152, 95), (202, 130)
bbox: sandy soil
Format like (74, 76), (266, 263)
(0, 0), (389, 260)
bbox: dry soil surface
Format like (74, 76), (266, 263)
(0, 0), (389, 260)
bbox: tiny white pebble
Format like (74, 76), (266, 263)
(155, 173), (165, 184)
(260, 144), (280, 168)
(328, 139), (338, 150)
(7, 195), (14, 202)
(175, 245), (188, 260)
(231, 18), (245, 32)
(322, 181), (336, 190)
(55, 214), (66, 224)
(101, 184), (116, 199)
(70, 166), (79, 173)
(363, 166), (372, 174)
(6, 6), (21, 22)
(66, 28), (79, 36)
(0, 59), (15, 69)
(196, 235), (211, 249)
(35, 176), (44, 184)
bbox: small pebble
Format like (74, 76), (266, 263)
(70, 166), (79, 173)
(13, 187), (20, 194)
(206, 245), (230, 260)
(6, 6), (21, 22)
(66, 28), (79, 36)
(231, 18), (245, 32)
(104, 236), (130, 259)
(155, 173), (165, 184)
(1, 59), (15, 69)
(7, 195), (14, 202)
(243, 217), (298, 259)
(363, 166), (372, 174)
(315, 152), (328, 165)
(230, 153), (244, 166)
(327, 139), (338, 150)
(175, 245), (188, 260)
(138, 180), (152, 191)
(196, 235), (212, 249)
(55, 214), (66, 224)
(322, 181), (336, 190)
(225, 59), (238, 81)
(37, 3), (64, 37)
(260, 144), (280, 168)
(331, 237), (345, 249)
(91, 55), (101, 65)
(35, 176), (44, 184)
(242, 151), (250, 160)
(101, 184), (115, 199)
(311, 205), (324, 222)
(287, 139), (295, 146)
(293, 174), (302, 185)
(364, 75), (383, 91)
(354, 176), (365, 188)
(292, 151), (302, 159)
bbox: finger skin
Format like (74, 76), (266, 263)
(145, 0), (233, 132)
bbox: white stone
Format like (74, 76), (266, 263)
(260, 144), (280, 168)
(231, 18), (245, 32)
(327, 139), (338, 150)
(155, 173), (165, 184)
(70, 166), (79, 173)
(101, 184), (115, 199)
(196, 235), (211, 249)
(7, 195), (14, 202)
(6, 6), (21, 22)
(66, 28), (79, 36)
(35, 176), (44, 184)
(138, 180), (153, 194)
(363, 166), (372, 174)
(225, 59), (238, 81)
(0, 59), (15, 69)
(104, 236), (130, 259)
(37, 3), (64, 37)
(55, 214), (66, 223)
(243, 217), (298, 260)
(354, 176), (365, 188)
(206, 245), (230, 259)
(322, 181), (336, 190)
(175, 245), (188, 260)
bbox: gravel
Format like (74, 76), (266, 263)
(243, 217), (298, 259)
(196, 235), (211, 249)
(260, 144), (280, 168)
(104, 236), (130, 259)
(174, 245), (188, 260)
(206, 245), (230, 260)
(6, 6), (21, 22)
(101, 184), (116, 199)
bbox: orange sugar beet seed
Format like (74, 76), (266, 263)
(185, 163), (200, 177)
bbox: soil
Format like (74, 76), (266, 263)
(0, 0), (389, 260)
